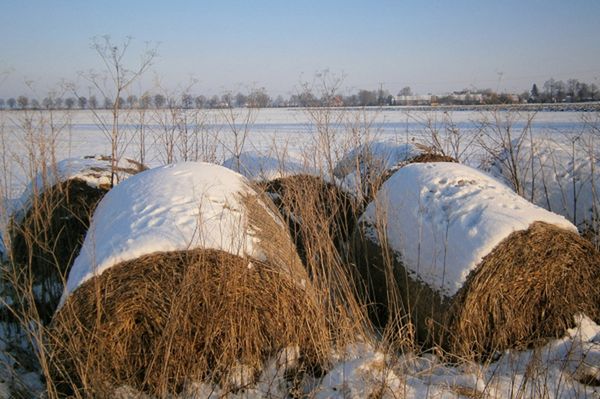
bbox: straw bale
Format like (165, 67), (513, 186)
(9, 179), (107, 322)
(352, 220), (600, 355)
(260, 174), (360, 266)
(49, 248), (330, 397)
(446, 221), (600, 358)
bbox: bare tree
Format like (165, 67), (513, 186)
(17, 95), (29, 109)
(64, 97), (75, 109)
(77, 96), (87, 109)
(478, 110), (537, 198)
(217, 94), (258, 170)
(82, 35), (157, 186)
(300, 70), (347, 179)
(88, 95), (98, 109)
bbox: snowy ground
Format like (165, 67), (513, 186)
(0, 107), (599, 397)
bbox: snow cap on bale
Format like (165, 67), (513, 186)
(222, 150), (312, 181)
(58, 161), (303, 307)
(12, 155), (143, 224)
(360, 162), (575, 298)
(51, 162), (328, 396)
(9, 155), (144, 322)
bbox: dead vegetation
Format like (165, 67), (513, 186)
(259, 174), (360, 264)
(1, 104), (600, 397)
(257, 174), (373, 349)
(445, 221), (600, 358)
(8, 179), (108, 324)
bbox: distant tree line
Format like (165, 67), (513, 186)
(528, 78), (599, 103)
(1, 78), (598, 110)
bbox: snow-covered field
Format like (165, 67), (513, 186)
(0, 107), (599, 398)
(0, 107), (594, 197)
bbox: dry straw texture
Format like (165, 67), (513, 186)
(49, 248), (330, 397)
(258, 174), (371, 346)
(446, 221), (600, 358)
(260, 174), (360, 263)
(47, 184), (331, 397)
(9, 179), (107, 323)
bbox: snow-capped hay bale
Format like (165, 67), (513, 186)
(447, 221), (600, 358)
(50, 249), (327, 396)
(8, 156), (144, 322)
(406, 152), (458, 165)
(336, 141), (456, 204)
(353, 162), (577, 346)
(222, 151), (311, 181)
(49, 162), (329, 396)
(333, 141), (420, 181)
(260, 174), (360, 265)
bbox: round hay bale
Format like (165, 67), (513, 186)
(222, 151), (311, 181)
(335, 141), (457, 205)
(446, 221), (600, 358)
(352, 162), (579, 349)
(260, 174), (360, 267)
(50, 249), (327, 397)
(405, 152), (458, 165)
(335, 141), (420, 204)
(49, 162), (330, 396)
(8, 156), (144, 323)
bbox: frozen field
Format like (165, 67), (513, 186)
(0, 107), (596, 197)
(1, 107), (600, 397)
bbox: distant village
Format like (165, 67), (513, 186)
(1, 78), (598, 110)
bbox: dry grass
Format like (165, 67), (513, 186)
(8, 179), (108, 324)
(258, 174), (374, 348)
(445, 221), (600, 359)
(260, 174), (360, 263)
(48, 248), (331, 397)
(351, 220), (449, 347)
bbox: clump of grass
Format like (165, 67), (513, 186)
(8, 179), (108, 324)
(257, 173), (374, 348)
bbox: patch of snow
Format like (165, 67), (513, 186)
(485, 137), (600, 234)
(59, 162), (274, 307)
(334, 141), (420, 179)
(11, 155), (141, 225)
(360, 162), (576, 297)
(335, 141), (421, 200)
(222, 151), (311, 181)
(313, 315), (600, 399)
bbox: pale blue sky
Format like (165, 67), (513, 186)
(1, 0), (599, 98)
